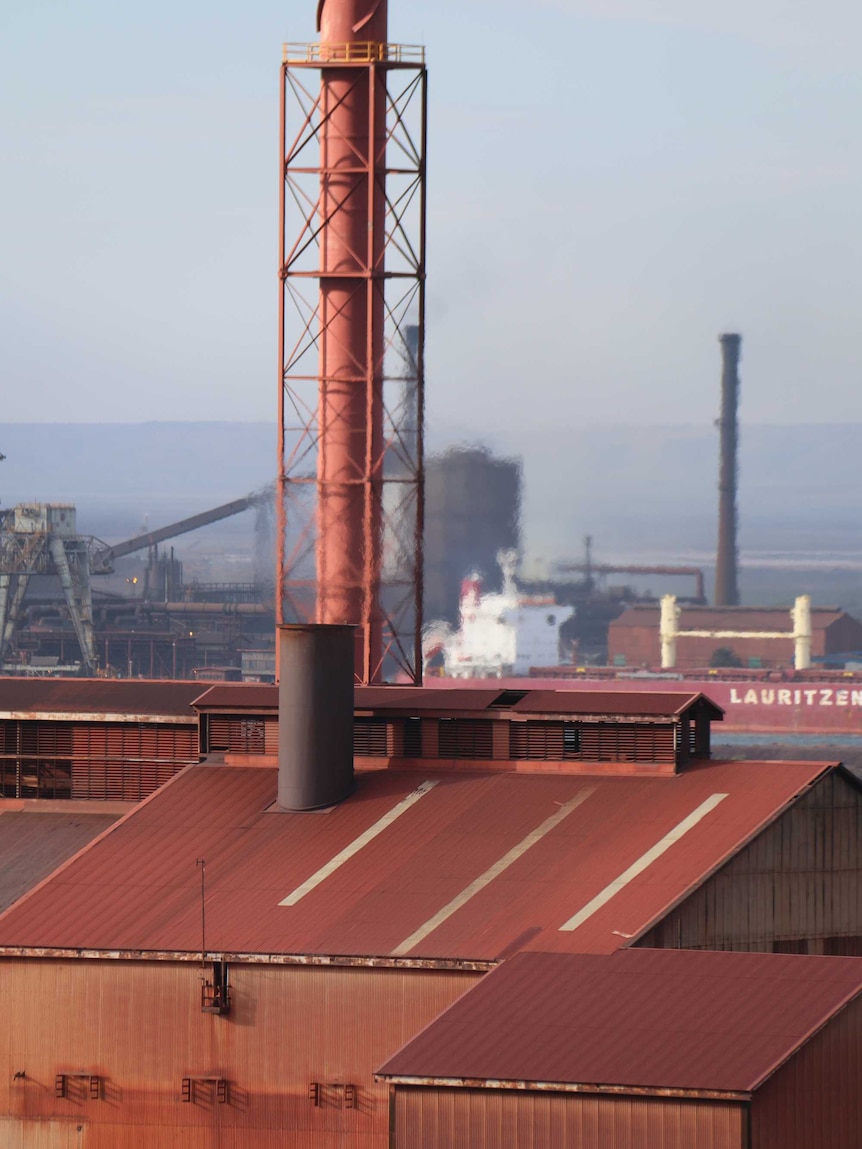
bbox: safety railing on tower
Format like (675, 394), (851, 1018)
(282, 42), (425, 64)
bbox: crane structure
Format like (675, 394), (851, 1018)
(0, 505), (97, 672)
(0, 496), (262, 675)
(278, 0), (427, 684)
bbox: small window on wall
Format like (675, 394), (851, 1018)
(563, 724), (580, 756)
(613, 654), (626, 667)
(403, 718), (422, 757)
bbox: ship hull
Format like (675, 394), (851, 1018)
(427, 671), (862, 735)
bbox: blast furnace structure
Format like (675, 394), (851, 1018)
(278, 0), (427, 684)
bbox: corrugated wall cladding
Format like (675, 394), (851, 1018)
(635, 770), (862, 954)
(0, 959), (478, 1149)
(393, 1087), (745, 1149)
(0, 720), (198, 801)
(751, 991), (862, 1149)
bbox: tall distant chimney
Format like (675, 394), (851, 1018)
(714, 333), (741, 607)
(277, 624), (354, 811)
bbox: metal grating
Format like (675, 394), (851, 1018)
(0, 719), (197, 800)
(437, 719), (494, 759)
(354, 718), (390, 757)
(510, 722), (581, 760)
(577, 722), (677, 764)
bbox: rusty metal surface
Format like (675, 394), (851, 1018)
(0, 758), (834, 959)
(635, 768), (862, 953)
(509, 690), (718, 719)
(392, 1087), (746, 1149)
(752, 989), (862, 1149)
(193, 683), (279, 710)
(378, 949), (862, 1093)
(0, 957), (477, 1148)
(279, 2), (427, 685)
(0, 678), (202, 720)
(192, 682), (717, 720)
(0, 810), (119, 912)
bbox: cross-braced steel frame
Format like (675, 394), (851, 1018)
(278, 45), (426, 684)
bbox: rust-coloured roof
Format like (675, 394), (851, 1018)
(611, 605), (847, 632)
(0, 757), (833, 960)
(0, 810), (119, 913)
(0, 678), (202, 720)
(356, 687), (507, 712)
(193, 685), (509, 713)
(377, 948), (862, 1093)
(508, 690), (720, 719)
(194, 683), (719, 720)
(193, 683), (279, 710)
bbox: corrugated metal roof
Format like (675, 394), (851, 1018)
(508, 690), (719, 719)
(0, 678), (202, 719)
(194, 685), (509, 712)
(0, 757), (833, 960)
(193, 683), (278, 710)
(611, 605), (846, 631)
(194, 683), (719, 720)
(357, 687), (507, 712)
(377, 948), (862, 1093)
(0, 810), (120, 912)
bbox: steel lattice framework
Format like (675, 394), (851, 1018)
(278, 42), (426, 684)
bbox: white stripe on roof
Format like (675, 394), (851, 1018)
(391, 787), (595, 956)
(559, 792), (729, 933)
(278, 780), (439, 907)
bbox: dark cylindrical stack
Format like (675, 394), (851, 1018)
(715, 333), (742, 607)
(277, 623), (355, 811)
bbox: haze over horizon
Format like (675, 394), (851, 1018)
(3, 1), (862, 433)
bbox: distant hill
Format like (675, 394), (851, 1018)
(1, 422), (860, 576)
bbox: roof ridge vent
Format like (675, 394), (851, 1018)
(488, 690), (528, 709)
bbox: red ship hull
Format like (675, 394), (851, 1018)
(427, 670), (862, 736)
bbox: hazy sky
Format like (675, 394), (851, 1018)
(3, 0), (862, 434)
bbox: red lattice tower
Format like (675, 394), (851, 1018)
(278, 1), (426, 684)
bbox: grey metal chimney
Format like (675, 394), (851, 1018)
(277, 623), (354, 810)
(715, 333), (741, 607)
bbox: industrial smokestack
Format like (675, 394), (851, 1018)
(279, 2), (427, 683)
(277, 624), (354, 811)
(714, 333), (741, 607)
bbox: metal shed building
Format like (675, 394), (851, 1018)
(378, 948), (862, 1149)
(0, 746), (859, 1146)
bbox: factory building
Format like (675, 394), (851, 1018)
(609, 604), (862, 670)
(0, 680), (202, 800)
(0, 679), (859, 1146)
(379, 948), (862, 1149)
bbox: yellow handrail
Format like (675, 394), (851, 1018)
(282, 41), (425, 65)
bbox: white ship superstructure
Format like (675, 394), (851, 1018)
(424, 551), (574, 678)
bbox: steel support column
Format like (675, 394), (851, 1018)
(278, 25), (426, 685)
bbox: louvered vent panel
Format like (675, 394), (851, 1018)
(0, 721), (17, 754)
(264, 718), (279, 755)
(511, 722), (563, 759)
(353, 719), (389, 757)
(208, 717), (231, 751)
(70, 722), (197, 800)
(438, 719), (493, 759)
(227, 719), (265, 753)
(403, 718), (422, 757)
(577, 722), (676, 764)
